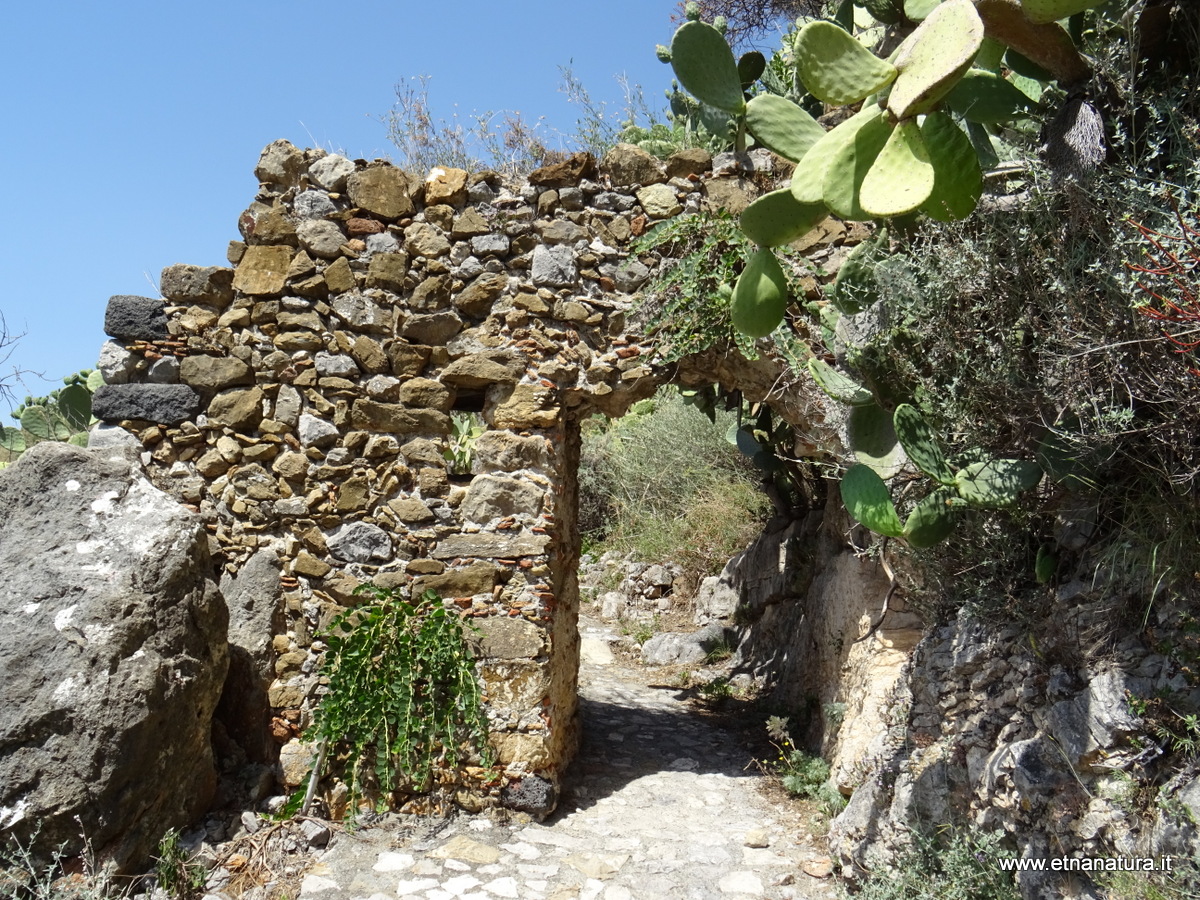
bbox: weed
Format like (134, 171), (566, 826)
(152, 829), (205, 900)
(697, 676), (734, 701)
(308, 583), (492, 814)
(620, 615), (660, 646)
(842, 826), (1020, 900)
(765, 716), (831, 800)
(0, 821), (125, 900)
(704, 639), (734, 664)
(444, 412), (484, 476)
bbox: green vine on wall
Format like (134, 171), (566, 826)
(308, 584), (492, 812)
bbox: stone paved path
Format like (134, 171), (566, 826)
(293, 617), (837, 900)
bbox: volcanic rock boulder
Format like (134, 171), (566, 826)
(0, 441), (228, 874)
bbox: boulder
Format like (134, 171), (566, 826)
(641, 624), (732, 667)
(0, 442), (228, 874)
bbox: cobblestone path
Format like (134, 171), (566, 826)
(293, 617), (837, 900)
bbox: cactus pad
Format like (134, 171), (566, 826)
(888, 0), (983, 120)
(903, 0), (941, 20)
(919, 112), (982, 221)
(831, 226), (887, 314)
(745, 94), (826, 164)
(841, 463), (904, 538)
(794, 21), (898, 106)
(848, 402), (904, 479)
(0, 425), (26, 454)
(671, 21), (747, 114)
(740, 188), (829, 248)
(945, 69), (1037, 123)
(954, 459), (1043, 507)
(863, 0), (906, 25)
(57, 383), (93, 431)
(893, 404), (955, 484)
(20, 405), (70, 442)
(808, 358), (875, 406)
(1019, 0), (1104, 25)
(903, 489), (957, 547)
(738, 51), (767, 88)
(791, 104), (880, 205)
(823, 105), (894, 221)
(731, 248), (790, 337)
(860, 118), (935, 218)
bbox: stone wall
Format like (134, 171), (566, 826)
(91, 139), (854, 813)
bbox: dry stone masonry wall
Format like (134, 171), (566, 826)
(91, 139), (850, 813)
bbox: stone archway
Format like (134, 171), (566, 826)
(92, 139), (873, 814)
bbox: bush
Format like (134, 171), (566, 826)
(579, 388), (768, 591)
(843, 827), (1020, 900)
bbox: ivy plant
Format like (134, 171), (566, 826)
(309, 584), (492, 812)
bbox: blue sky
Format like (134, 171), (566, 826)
(0, 1), (683, 417)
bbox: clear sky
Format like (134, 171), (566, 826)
(0, 1), (684, 417)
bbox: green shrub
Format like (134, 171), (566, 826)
(308, 584), (492, 813)
(843, 826), (1020, 900)
(579, 388), (768, 591)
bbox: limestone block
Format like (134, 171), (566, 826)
(455, 272), (508, 317)
(413, 562), (498, 598)
(460, 474), (545, 520)
(471, 431), (549, 472)
(405, 222), (451, 258)
(351, 400), (451, 435)
(330, 292), (391, 333)
(180, 356), (254, 392)
(365, 252), (410, 292)
(481, 660), (549, 709)
(441, 354), (520, 389)
(309, 153), (355, 191)
(326, 522), (392, 563)
(431, 532), (550, 559)
(160, 264), (234, 308)
(398, 377), (453, 411)
(232, 245), (293, 296)
(297, 220), (347, 260)
(347, 166), (414, 220)
(207, 387), (264, 432)
(255, 139), (305, 187)
(530, 245), (577, 288)
(474, 616), (545, 660)
(489, 383), (559, 429)
(600, 143), (665, 187)
(424, 166), (469, 206)
(402, 311), (463, 345)
(636, 183), (683, 219)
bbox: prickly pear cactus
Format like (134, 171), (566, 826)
(731, 248), (790, 337)
(888, 0), (984, 120)
(893, 404), (956, 484)
(740, 189), (829, 247)
(860, 118), (936, 218)
(670, 20), (746, 114)
(794, 20), (898, 105)
(841, 464), (905, 538)
(808, 359), (876, 407)
(847, 402), (904, 479)
(945, 69), (1038, 123)
(903, 489), (957, 547)
(745, 94), (825, 164)
(919, 112), (982, 221)
(954, 459), (1043, 507)
(1019, 0), (1105, 25)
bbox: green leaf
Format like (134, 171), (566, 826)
(903, 489), (957, 547)
(893, 403), (954, 484)
(944, 70), (1038, 123)
(954, 459), (1043, 507)
(807, 358), (875, 406)
(745, 94), (826, 164)
(739, 188), (829, 248)
(841, 464), (904, 538)
(847, 403), (904, 479)
(791, 104), (882, 205)
(670, 21), (747, 114)
(794, 21), (898, 106)
(919, 112), (982, 222)
(823, 105), (894, 221)
(860, 118), (935, 218)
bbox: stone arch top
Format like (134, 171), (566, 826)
(91, 139), (838, 814)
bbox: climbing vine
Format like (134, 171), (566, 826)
(309, 584), (492, 812)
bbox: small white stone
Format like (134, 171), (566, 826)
(371, 851), (413, 872)
(718, 871), (764, 895)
